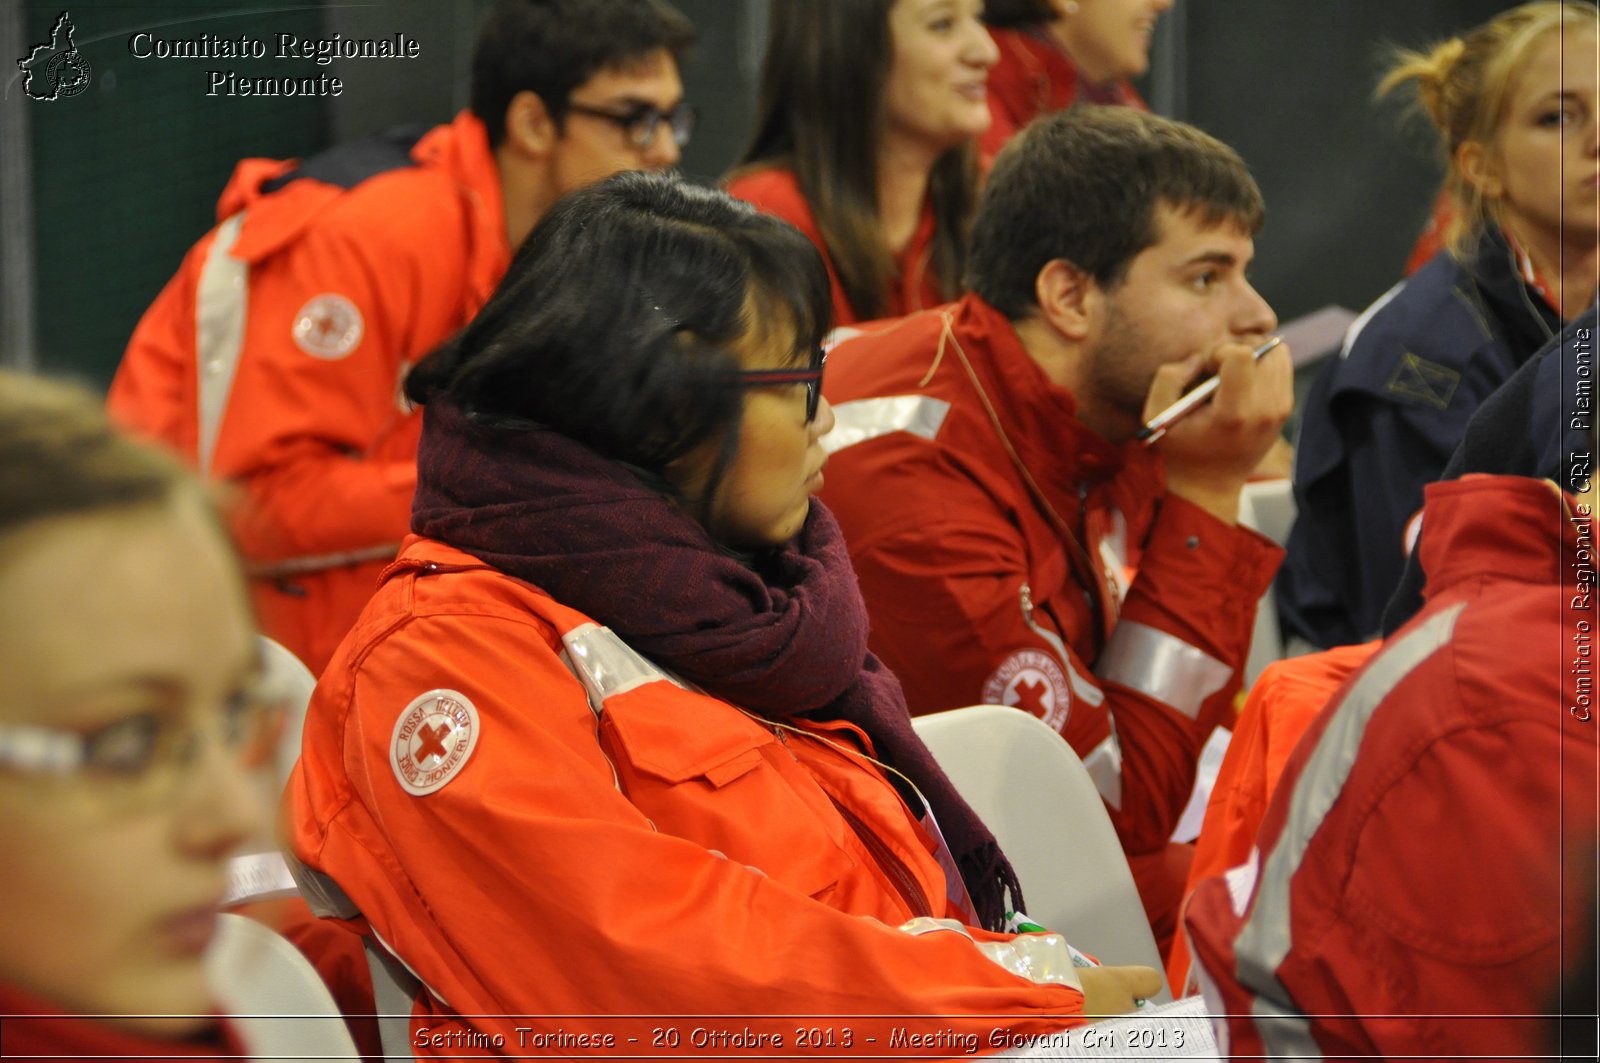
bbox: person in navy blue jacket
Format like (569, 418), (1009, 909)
(1279, 0), (1596, 649)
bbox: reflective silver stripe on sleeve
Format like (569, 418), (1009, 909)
(1080, 732), (1122, 809)
(1232, 602), (1464, 1060)
(194, 212), (248, 475)
(822, 395), (950, 455)
(1096, 620), (1233, 720)
(560, 623), (684, 717)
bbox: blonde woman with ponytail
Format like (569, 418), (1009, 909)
(1280, 0), (1599, 651)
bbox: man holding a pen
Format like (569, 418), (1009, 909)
(818, 106), (1292, 954)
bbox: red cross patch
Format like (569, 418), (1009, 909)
(390, 689), (480, 796)
(292, 293), (364, 359)
(981, 649), (1072, 732)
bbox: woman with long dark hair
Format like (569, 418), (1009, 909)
(728, 0), (996, 326)
(286, 171), (1160, 1049)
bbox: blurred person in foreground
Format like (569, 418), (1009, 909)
(1189, 303), (1600, 1058)
(1186, 468), (1598, 1058)
(0, 372), (276, 1058)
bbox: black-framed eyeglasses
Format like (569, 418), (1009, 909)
(728, 346), (828, 423)
(565, 100), (698, 150)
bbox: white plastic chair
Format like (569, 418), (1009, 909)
(912, 705), (1171, 1001)
(288, 855), (424, 1063)
(1238, 478), (1298, 687)
(205, 912), (359, 1063)
(259, 635), (317, 789)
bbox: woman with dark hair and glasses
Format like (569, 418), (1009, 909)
(286, 171), (1159, 1051)
(0, 372), (278, 1056)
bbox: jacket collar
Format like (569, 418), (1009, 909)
(1418, 475), (1587, 601)
(0, 980), (245, 1061)
(1471, 226), (1562, 364)
(381, 535), (498, 584)
(947, 294), (1135, 487)
(411, 110), (511, 311)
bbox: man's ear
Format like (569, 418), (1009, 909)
(1034, 258), (1099, 343)
(501, 90), (558, 160)
(1455, 139), (1503, 200)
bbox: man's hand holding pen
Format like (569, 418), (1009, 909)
(1143, 337), (1294, 524)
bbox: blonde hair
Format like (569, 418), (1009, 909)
(1379, 1), (1599, 257)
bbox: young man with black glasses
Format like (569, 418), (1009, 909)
(109, 0), (696, 676)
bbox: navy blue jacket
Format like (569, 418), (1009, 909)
(1381, 305), (1598, 635)
(1278, 228), (1560, 648)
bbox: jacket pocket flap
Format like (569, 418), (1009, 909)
(601, 684), (776, 785)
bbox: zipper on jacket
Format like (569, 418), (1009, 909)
(759, 713), (934, 918)
(1019, 582), (1078, 671)
(827, 793), (934, 919)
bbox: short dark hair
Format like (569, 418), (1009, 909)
(405, 172), (831, 508)
(470, 0), (696, 147)
(982, 0), (1056, 28)
(967, 107), (1267, 320)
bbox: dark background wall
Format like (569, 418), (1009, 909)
(4, 0), (1513, 389)
(1173, 0), (1510, 337)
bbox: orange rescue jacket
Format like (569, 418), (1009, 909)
(109, 112), (509, 674)
(286, 537), (1085, 1055)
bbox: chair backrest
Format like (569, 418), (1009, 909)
(205, 912), (360, 1063)
(287, 854), (421, 1063)
(260, 635), (317, 789)
(912, 705), (1171, 1001)
(1238, 478), (1298, 687)
(1238, 478), (1296, 546)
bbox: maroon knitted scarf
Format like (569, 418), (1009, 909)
(412, 401), (1022, 930)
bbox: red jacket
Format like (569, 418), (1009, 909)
(108, 112), (510, 674)
(0, 981), (249, 1062)
(981, 26), (1146, 159)
(822, 295), (1280, 853)
(819, 296), (1279, 949)
(1185, 475), (1599, 1061)
(725, 167), (942, 327)
(286, 536), (1085, 1055)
